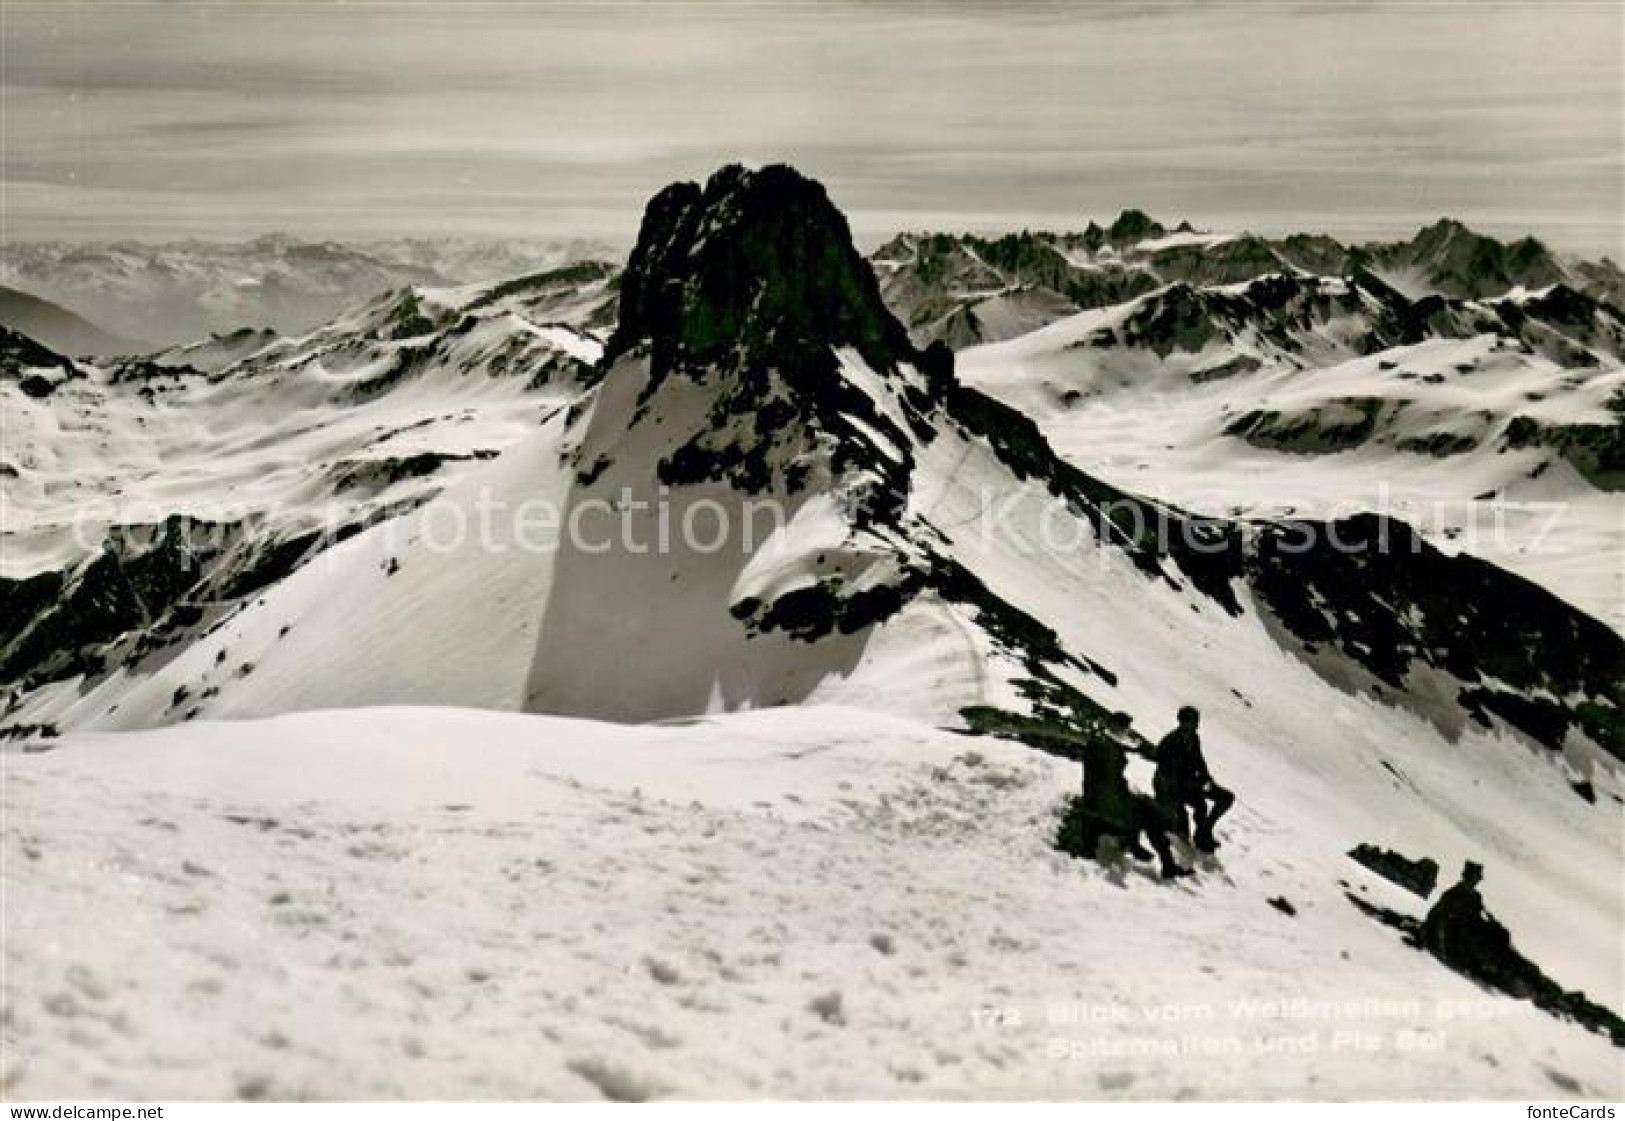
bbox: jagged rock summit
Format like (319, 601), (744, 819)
(612, 163), (919, 379)
(591, 164), (944, 505)
(1371, 217), (1566, 299)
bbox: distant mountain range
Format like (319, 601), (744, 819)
(7, 218), (1618, 364)
(0, 234), (618, 348)
(873, 213), (1625, 349)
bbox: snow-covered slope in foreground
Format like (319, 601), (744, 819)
(4, 705), (1619, 1101)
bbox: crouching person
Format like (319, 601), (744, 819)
(1058, 718), (1184, 880)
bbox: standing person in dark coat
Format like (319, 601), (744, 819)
(1076, 731), (1183, 878)
(1152, 706), (1235, 854)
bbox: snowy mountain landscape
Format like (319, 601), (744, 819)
(3, 160), (1622, 1101)
(876, 215), (1625, 350)
(0, 236), (617, 351)
(7, 0), (1625, 1103)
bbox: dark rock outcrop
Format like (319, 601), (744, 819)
(1252, 515), (1624, 758)
(1107, 208), (1166, 245)
(1348, 843), (1441, 898)
(606, 164), (924, 504)
(0, 507), (428, 694)
(1504, 409), (1625, 492)
(0, 327), (75, 381)
(611, 163), (914, 380)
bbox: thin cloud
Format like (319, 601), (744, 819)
(1, 0), (1618, 252)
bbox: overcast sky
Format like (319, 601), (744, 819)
(3, 1), (1621, 252)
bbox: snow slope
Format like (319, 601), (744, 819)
(2, 265), (614, 579)
(958, 279), (1625, 630)
(3, 706), (1619, 1100)
(0, 264), (617, 707)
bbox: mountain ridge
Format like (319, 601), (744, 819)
(875, 214), (1624, 350)
(0, 284), (142, 357)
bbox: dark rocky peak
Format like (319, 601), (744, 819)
(1374, 218), (1565, 299)
(1408, 217), (1473, 255)
(1107, 208), (1167, 245)
(1114, 283), (1218, 354)
(964, 230), (1071, 287)
(1504, 234), (1556, 275)
(1079, 210), (1168, 250)
(1341, 269), (1621, 361)
(905, 232), (1002, 289)
(869, 233), (920, 266)
(1511, 282), (1611, 330)
(609, 163), (917, 380)
(593, 165), (951, 515)
(1113, 270), (1405, 358)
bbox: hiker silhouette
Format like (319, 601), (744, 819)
(1072, 730), (1183, 878)
(1056, 714), (1185, 879)
(1152, 706), (1235, 855)
(1419, 862), (1520, 984)
(1414, 861), (1625, 1045)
